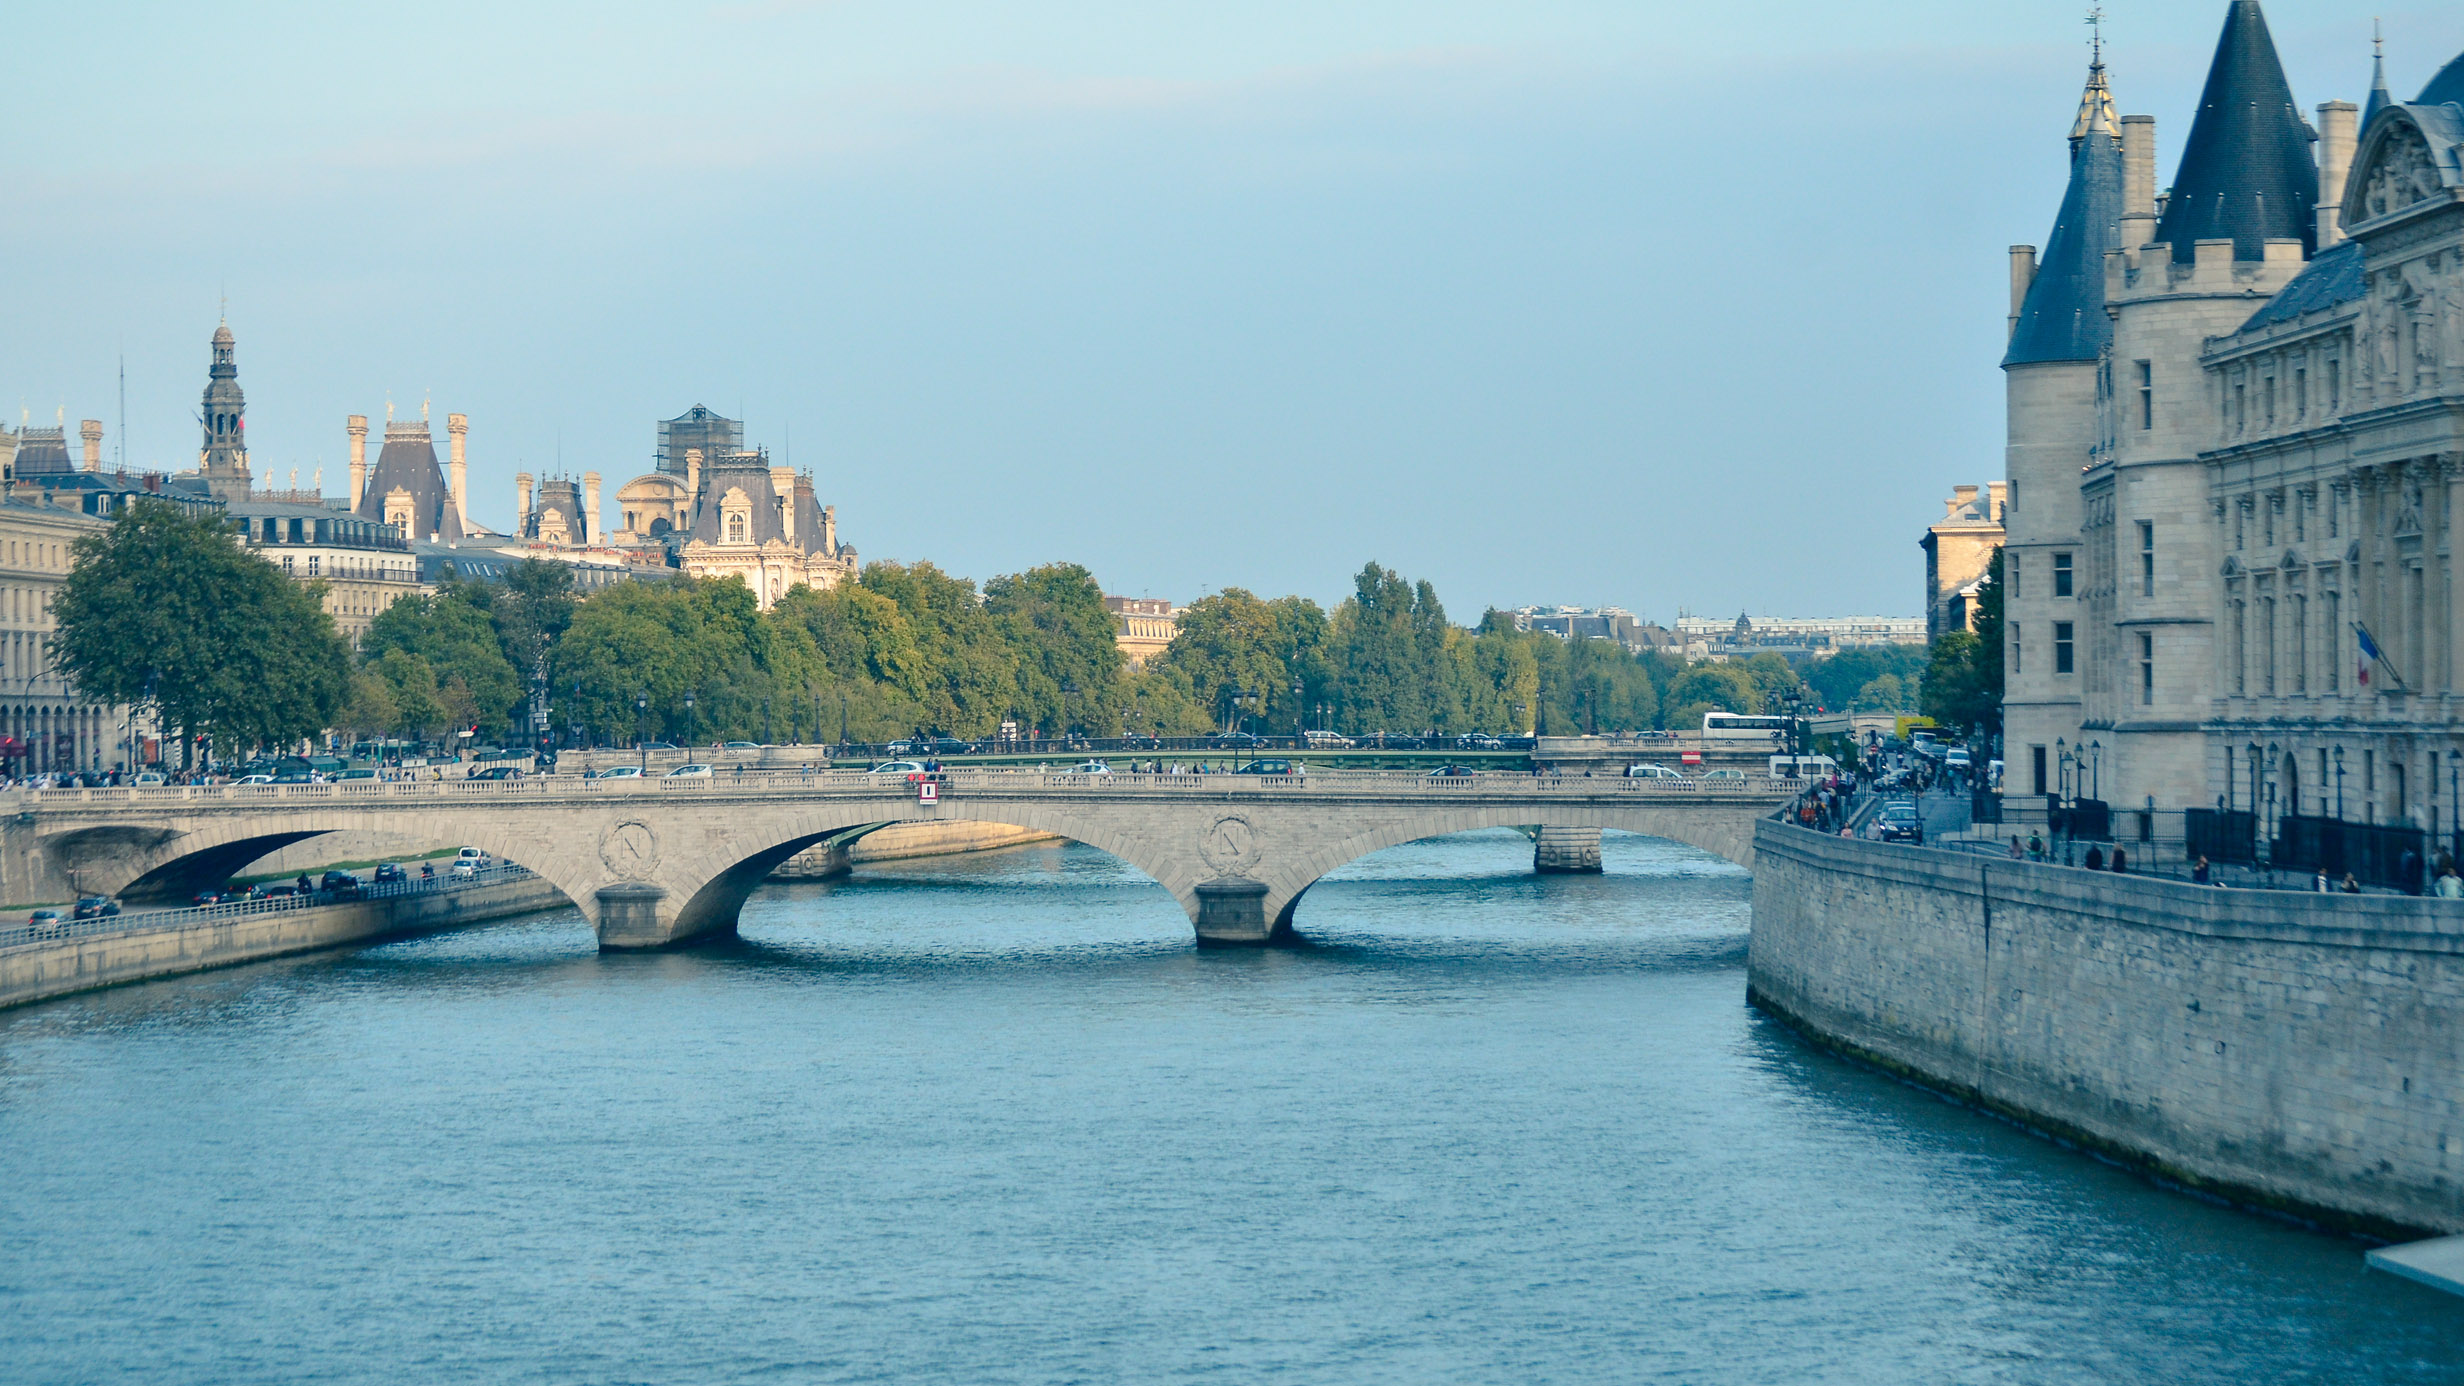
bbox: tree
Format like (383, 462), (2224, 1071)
(1919, 549), (2005, 738)
(50, 500), (348, 766)
(1850, 673), (1910, 712)
(362, 590), (523, 739)
(985, 563), (1126, 735)
(1152, 588), (1290, 733)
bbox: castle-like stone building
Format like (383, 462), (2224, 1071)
(2002, 1), (2464, 827)
(605, 405), (857, 609)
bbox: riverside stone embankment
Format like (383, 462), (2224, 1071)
(0, 874), (569, 1011)
(1748, 820), (2464, 1238)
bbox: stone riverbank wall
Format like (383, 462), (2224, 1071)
(0, 875), (569, 1012)
(1748, 820), (2464, 1238)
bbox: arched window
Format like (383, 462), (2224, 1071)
(727, 515), (746, 543)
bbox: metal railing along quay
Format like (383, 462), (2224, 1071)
(0, 864), (537, 952)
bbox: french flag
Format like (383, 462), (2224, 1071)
(2356, 624), (2381, 686)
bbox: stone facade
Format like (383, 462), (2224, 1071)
(1103, 595), (1178, 667)
(1921, 483), (2004, 640)
(0, 500), (129, 773)
(1999, 8), (2464, 822)
(607, 407), (860, 608)
(1749, 821), (2464, 1237)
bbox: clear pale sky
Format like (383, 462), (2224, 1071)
(6, 2), (2458, 618)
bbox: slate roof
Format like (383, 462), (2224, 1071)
(2420, 50), (2464, 109)
(2005, 127), (2124, 367)
(2151, 0), (2318, 263)
(688, 459), (791, 546)
(352, 423), (463, 541)
(2366, 48), (2396, 130)
(11, 428), (73, 475)
(2236, 238), (2365, 332)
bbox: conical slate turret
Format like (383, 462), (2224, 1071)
(2151, 0), (2318, 263)
(2365, 25), (2394, 129)
(2006, 66), (2125, 368)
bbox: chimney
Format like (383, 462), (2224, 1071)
(346, 415), (369, 509)
(2007, 246), (2038, 339)
(79, 420), (102, 472)
(2316, 100), (2359, 246)
(582, 471), (601, 546)
(685, 447), (702, 501)
(446, 413), (469, 531)
(771, 466), (797, 544)
(823, 503), (837, 555)
(516, 472), (534, 536)
(2120, 115), (2159, 249)
(1948, 484), (1979, 520)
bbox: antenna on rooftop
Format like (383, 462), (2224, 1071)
(2086, 5), (2105, 65)
(116, 352), (125, 470)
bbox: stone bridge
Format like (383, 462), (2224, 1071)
(3, 770), (1801, 948)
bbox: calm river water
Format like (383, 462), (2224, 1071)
(4, 830), (2463, 1383)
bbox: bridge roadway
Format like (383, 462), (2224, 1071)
(6, 769), (1803, 949)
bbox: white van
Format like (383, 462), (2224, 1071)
(1625, 764), (1687, 780)
(1770, 755), (1840, 780)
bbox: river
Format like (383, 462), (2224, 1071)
(2, 829), (2461, 1383)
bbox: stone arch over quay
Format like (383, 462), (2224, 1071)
(5, 772), (1795, 949)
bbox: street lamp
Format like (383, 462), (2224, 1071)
(2248, 740), (2263, 853)
(2334, 745), (2346, 819)
(1293, 679), (1305, 747)
(636, 692), (649, 772)
(684, 689), (697, 750)
(2055, 737), (2068, 803)
(2088, 739), (2102, 802)
(2449, 749), (2461, 867)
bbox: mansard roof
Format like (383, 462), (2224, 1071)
(2237, 238), (2364, 332)
(2151, 0), (2318, 264)
(2419, 50), (2464, 109)
(352, 422), (463, 541)
(2005, 128), (2124, 367)
(687, 458), (792, 547)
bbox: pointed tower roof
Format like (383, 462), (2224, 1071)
(2151, 0), (2318, 263)
(2363, 25), (2395, 129)
(2006, 64), (2126, 368)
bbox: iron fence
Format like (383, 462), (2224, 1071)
(0, 864), (536, 952)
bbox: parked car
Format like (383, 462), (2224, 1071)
(1063, 760), (1113, 775)
(27, 909), (64, 936)
(469, 766), (521, 781)
(234, 774), (275, 786)
(319, 870), (362, 895)
(132, 771), (168, 787)
(665, 764), (716, 779)
(1213, 731), (1267, 749)
(72, 896), (120, 920)
(1120, 734), (1162, 750)
(1454, 733), (1502, 751)
(1305, 730), (1357, 749)
(868, 761), (927, 775)
(372, 863), (407, 885)
(1233, 758), (1298, 775)
(593, 765), (646, 779)
(927, 737), (977, 757)
(1425, 765), (1478, 777)
(1625, 764), (1686, 780)
(723, 741), (761, 751)
(1702, 768), (1747, 781)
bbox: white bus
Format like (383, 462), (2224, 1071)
(1702, 712), (1795, 743)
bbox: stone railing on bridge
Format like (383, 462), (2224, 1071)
(5, 769), (1810, 951)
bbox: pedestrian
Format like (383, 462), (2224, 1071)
(2341, 872), (2363, 894)
(2401, 846), (2424, 896)
(2084, 845), (2104, 871)
(2007, 836), (2024, 859)
(2192, 856), (2211, 884)
(2438, 866), (2464, 898)
(2027, 831), (2046, 862)
(2110, 847), (2127, 874)
(2313, 866), (2331, 893)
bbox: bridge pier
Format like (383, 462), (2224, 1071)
(594, 883), (682, 950)
(1192, 878), (1280, 947)
(1534, 825), (1603, 874)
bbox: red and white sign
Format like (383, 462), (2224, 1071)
(917, 780), (940, 804)
(1681, 751), (1703, 766)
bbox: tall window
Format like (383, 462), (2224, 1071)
(2295, 367), (2308, 418)
(726, 515), (746, 543)
(2292, 594), (2308, 693)
(2138, 521), (2155, 597)
(2328, 358), (2342, 411)
(2232, 601), (2247, 693)
(2053, 553), (2073, 598)
(2264, 375), (2277, 427)
(2326, 591), (2342, 691)
(2139, 633), (2155, 704)
(2011, 628), (2022, 674)
(2262, 596), (2277, 694)
(2054, 621), (2075, 674)
(2234, 382), (2247, 433)
(2136, 360), (2153, 430)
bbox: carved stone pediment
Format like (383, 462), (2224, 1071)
(2221, 556), (2243, 578)
(2281, 549), (2303, 570)
(2356, 122), (2445, 224)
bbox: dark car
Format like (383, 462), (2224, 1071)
(1233, 758), (1298, 776)
(372, 863), (407, 885)
(470, 766), (521, 781)
(1213, 731), (1267, 749)
(1455, 733), (1503, 751)
(320, 870), (363, 895)
(72, 895), (120, 920)
(272, 771), (316, 784)
(1121, 734), (1162, 750)
(1497, 735), (1539, 751)
(1874, 803), (1925, 845)
(1425, 764), (1478, 777)
(256, 884), (300, 900)
(927, 738), (977, 757)
(26, 909), (64, 937)
(193, 888), (230, 907)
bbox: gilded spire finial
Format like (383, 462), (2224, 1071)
(2070, 8), (2119, 146)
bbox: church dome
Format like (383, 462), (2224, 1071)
(2419, 50), (2464, 108)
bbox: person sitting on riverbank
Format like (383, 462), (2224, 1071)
(2109, 847), (2126, 874)
(2192, 857), (2211, 885)
(2341, 873), (2362, 894)
(2083, 845), (2104, 871)
(2436, 864), (2464, 898)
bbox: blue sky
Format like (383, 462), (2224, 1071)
(6, 1), (2459, 618)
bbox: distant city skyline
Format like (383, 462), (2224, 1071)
(6, 1), (2460, 615)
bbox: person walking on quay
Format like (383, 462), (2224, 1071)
(2027, 831), (2046, 862)
(2007, 836), (2024, 859)
(2313, 866), (2332, 893)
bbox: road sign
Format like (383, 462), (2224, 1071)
(917, 780), (939, 804)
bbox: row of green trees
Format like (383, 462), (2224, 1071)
(52, 501), (1943, 762)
